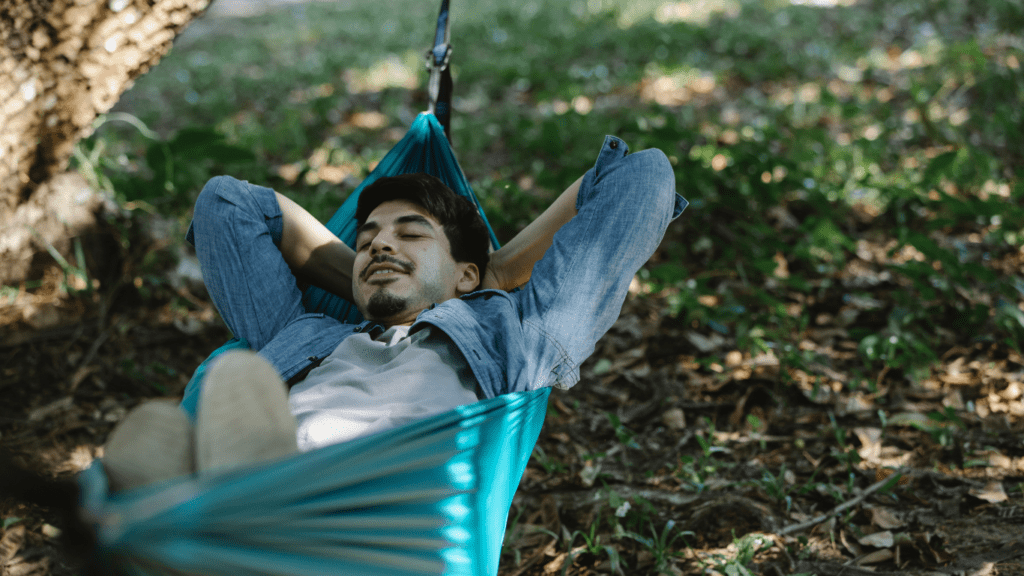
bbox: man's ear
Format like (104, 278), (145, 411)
(455, 262), (480, 295)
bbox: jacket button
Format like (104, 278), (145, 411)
(609, 140), (618, 149)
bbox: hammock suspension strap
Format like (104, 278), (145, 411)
(426, 0), (453, 142)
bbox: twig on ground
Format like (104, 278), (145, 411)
(779, 468), (911, 536)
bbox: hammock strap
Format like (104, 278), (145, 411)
(426, 0), (453, 141)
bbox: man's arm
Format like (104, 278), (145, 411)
(511, 141), (684, 390)
(276, 173), (584, 298)
(483, 175), (584, 291)
(276, 192), (355, 303)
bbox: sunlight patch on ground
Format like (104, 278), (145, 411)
(653, 0), (741, 24)
(343, 52), (421, 94)
(640, 65), (717, 106)
(790, 0), (858, 6)
(276, 145), (369, 186)
(612, 0), (741, 28)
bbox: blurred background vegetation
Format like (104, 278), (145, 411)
(71, 0), (1023, 387)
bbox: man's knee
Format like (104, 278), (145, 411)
(190, 176), (253, 249)
(194, 175), (245, 218)
(191, 175), (284, 248)
(612, 148), (676, 209)
(629, 148), (674, 185)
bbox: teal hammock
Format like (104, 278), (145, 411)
(79, 112), (552, 576)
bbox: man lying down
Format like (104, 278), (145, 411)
(103, 137), (687, 490)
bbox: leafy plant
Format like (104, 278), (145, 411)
(537, 516), (627, 576)
(756, 464), (793, 512)
(921, 406), (967, 447)
(698, 531), (772, 576)
(828, 412), (861, 473)
(530, 445), (567, 475)
(605, 412), (641, 450)
(676, 418), (731, 492)
(620, 520), (692, 576)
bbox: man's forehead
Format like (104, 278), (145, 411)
(359, 200), (439, 232)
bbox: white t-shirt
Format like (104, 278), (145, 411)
(288, 325), (480, 452)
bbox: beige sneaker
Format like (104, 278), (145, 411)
(103, 399), (195, 491)
(196, 350), (298, 476)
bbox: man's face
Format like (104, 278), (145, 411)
(352, 200), (478, 326)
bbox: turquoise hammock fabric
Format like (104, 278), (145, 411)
(79, 112), (553, 576)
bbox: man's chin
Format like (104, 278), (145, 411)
(365, 290), (409, 320)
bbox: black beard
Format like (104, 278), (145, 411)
(366, 290), (408, 319)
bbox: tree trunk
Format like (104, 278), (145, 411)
(0, 0), (210, 286)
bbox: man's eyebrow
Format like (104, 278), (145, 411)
(356, 221), (379, 235)
(394, 214), (433, 228)
(356, 214), (434, 236)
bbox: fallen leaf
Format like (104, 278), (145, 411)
(885, 412), (931, 427)
(854, 427), (883, 461)
(40, 524), (61, 538)
(969, 481), (1008, 503)
(939, 372), (974, 385)
(869, 507), (905, 529)
(27, 396), (73, 422)
(857, 530), (894, 548)
(684, 331), (726, 353)
(543, 552), (568, 574)
(662, 408), (686, 430)
(772, 251), (790, 278)
(858, 548), (894, 564)
(579, 460), (601, 488)
(0, 524), (25, 563)
(840, 529), (863, 557)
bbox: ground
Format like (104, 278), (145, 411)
(0, 219), (1022, 576)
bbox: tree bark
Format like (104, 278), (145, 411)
(0, 0), (210, 286)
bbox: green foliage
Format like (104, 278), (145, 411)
(539, 516), (629, 576)
(676, 418), (729, 492)
(27, 233), (93, 296)
(619, 520), (692, 575)
(75, 114), (259, 214)
(755, 464), (793, 512)
(74, 0), (1020, 381)
(700, 532), (772, 576)
(605, 412), (641, 449)
(916, 406), (967, 447)
(529, 445), (566, 475)
(828, 412), (861, 473)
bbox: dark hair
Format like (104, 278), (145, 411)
(355, 173), (490, 288)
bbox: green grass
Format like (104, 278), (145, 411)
(75, 0), (1023, 378)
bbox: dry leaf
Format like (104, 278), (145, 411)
(857, 530), (894, 548)
(858, 548), (895, 565)
(969, 481), (1008, 503)
(840, 529), (863, 557)
(0, 524), (26, 563)
(662, 408), (686, 430)
(543, 552), (568, 574)
(854, 427), (883, 461)
(885, 412), (930, 427)
(870, 507), (905, 529)
(578, 460), (601, 488)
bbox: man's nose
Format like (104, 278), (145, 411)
(369, 232), (396, 255)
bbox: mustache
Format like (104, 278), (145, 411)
(361, 254), (414, 279)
